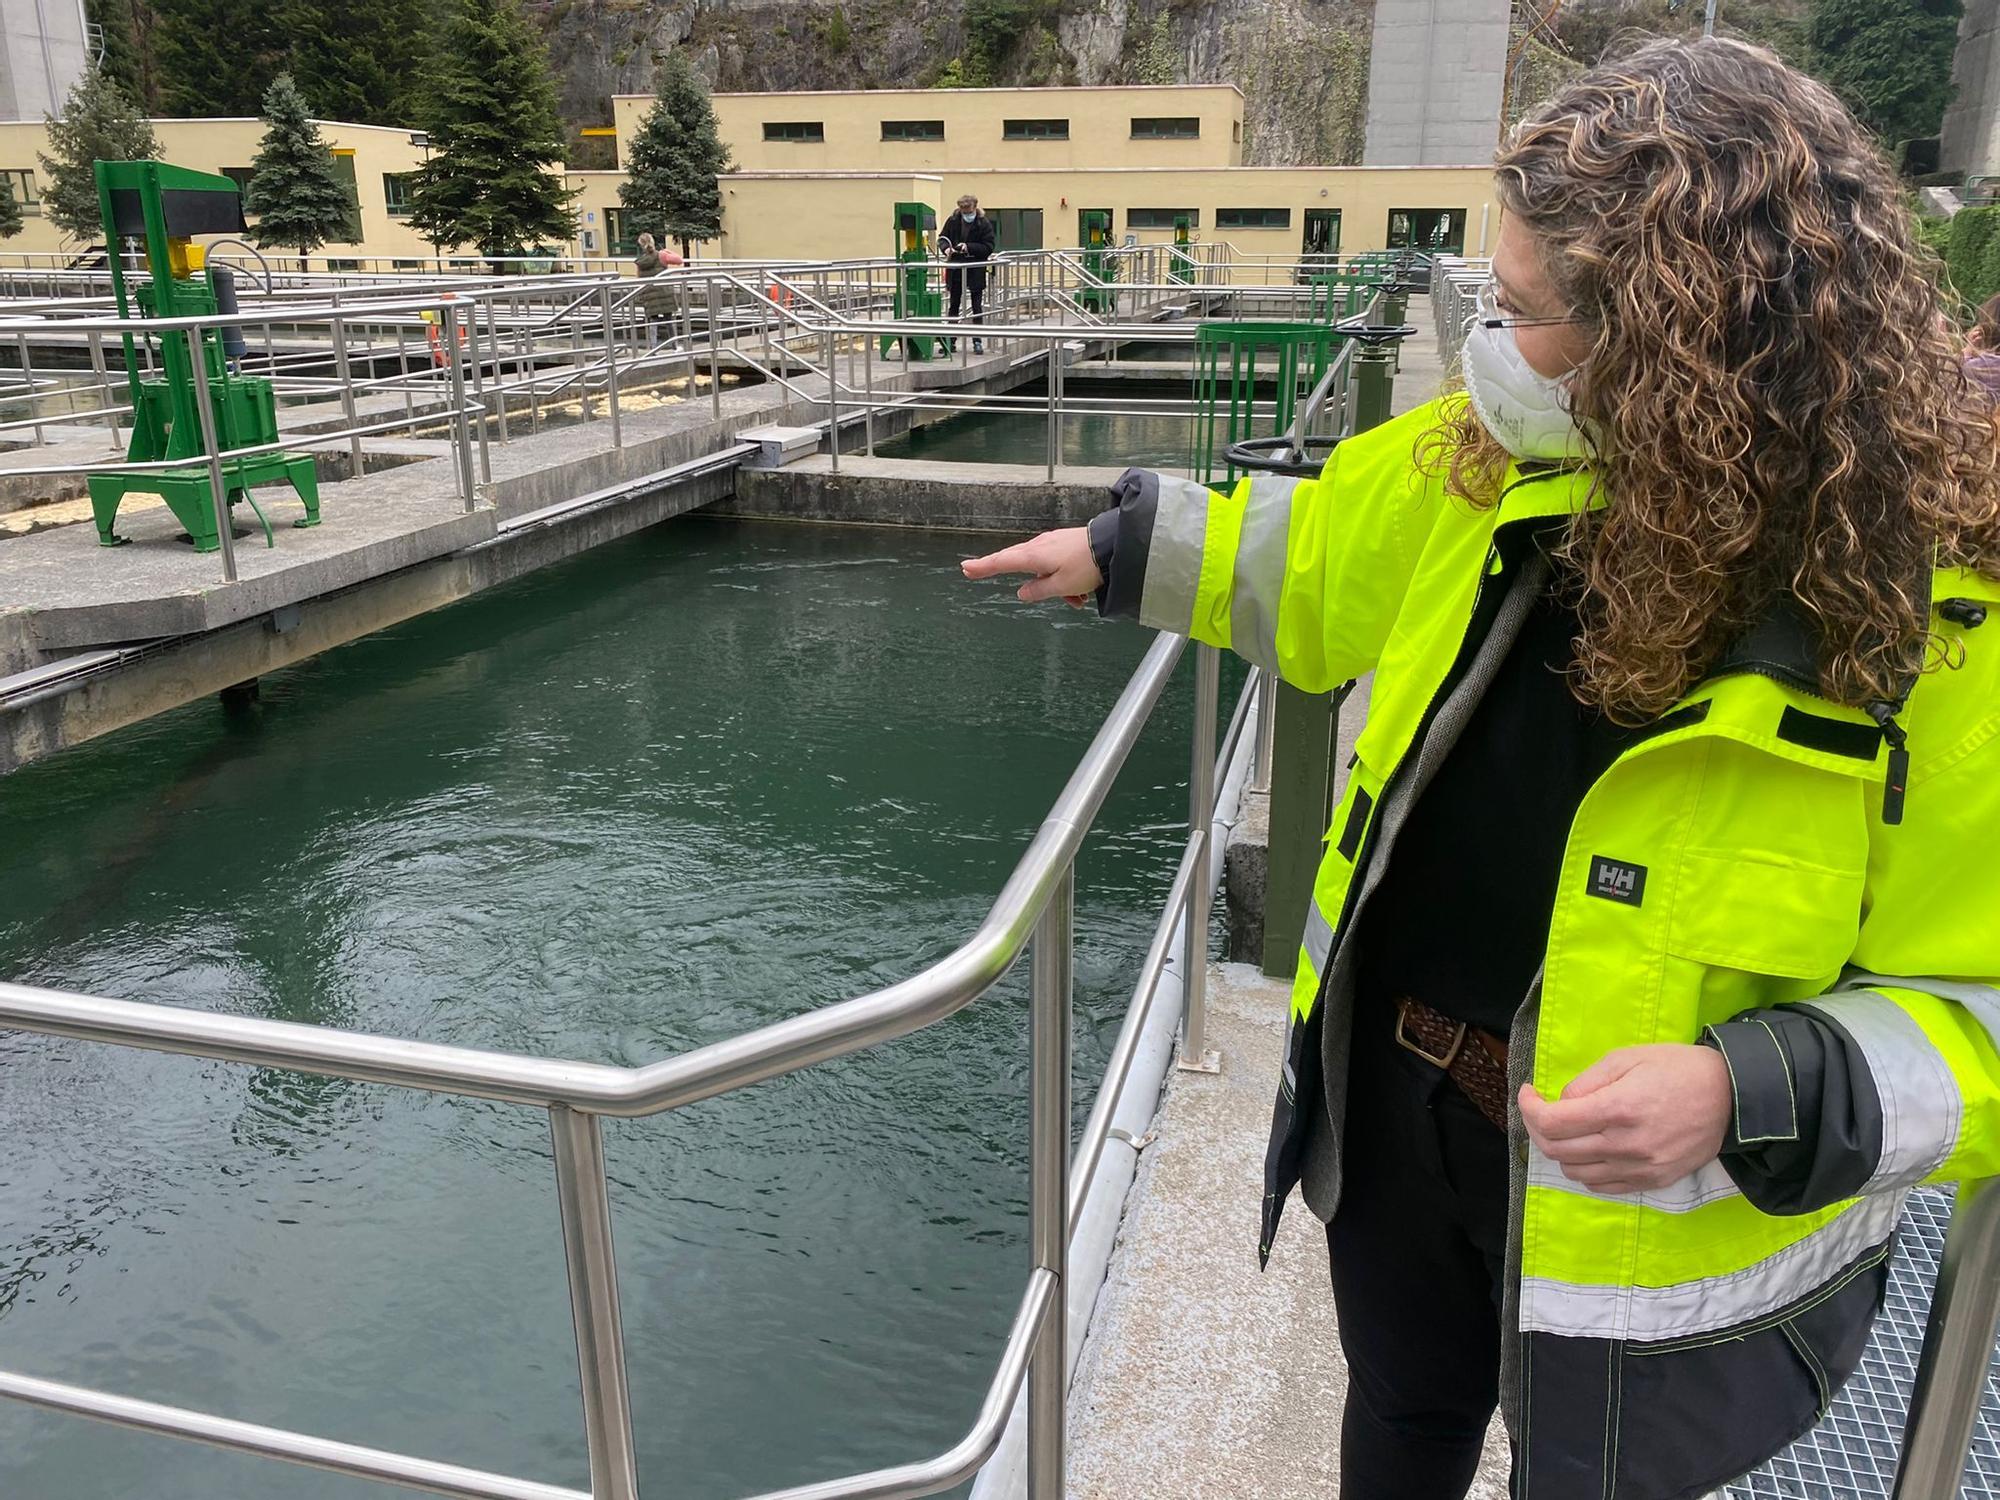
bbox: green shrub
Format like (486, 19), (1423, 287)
(1948, 205), (2000, 309)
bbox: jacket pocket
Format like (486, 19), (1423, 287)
(1665, 851), (1864, 980)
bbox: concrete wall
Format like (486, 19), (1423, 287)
(1363, 0), (1512, 167)
(1945, 0), (2000, 179)
(705, 165), (1502, 263)
(0, 0), (88, 122)
(0, 116), (436, 258)
(629, 84), (1245, 175)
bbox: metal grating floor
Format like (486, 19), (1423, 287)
(1726, 1187), (2000, 1499)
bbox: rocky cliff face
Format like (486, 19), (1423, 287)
(537, 0), (1374, 166)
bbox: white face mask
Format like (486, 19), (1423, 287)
(1460, 290), (1588, 464)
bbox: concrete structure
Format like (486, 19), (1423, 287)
(1945, 0), (2000, 180)
(1363, 0), (1513, 167)
(0, 0), (90, 122)
(0, 116), (437, 261)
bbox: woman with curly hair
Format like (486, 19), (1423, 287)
(963, 36), (2000, 1500)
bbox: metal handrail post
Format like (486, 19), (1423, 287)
(707, 279), (723, 420)
(549, 1106), (640, 1500)
(571, 313), (593, 422)
(487, 303), (510, 445)
(330, 315), (363, 477)
(600, 285), (623, 449)
(862, 329), (875, 457)
(1892, 1177), (2000, 1497)
(16, 331), (43, 445)
(1180, 644), (1220, 1069)
(184, 325), (238, 583)
(825, 325), (840, 474)
(1044, 337), (1056, 482)
(1251, 670), (1277, 793)
(86, 329), (121, 453)
(1026, 862), (1073, 1500)
(441, 303), (476, 510)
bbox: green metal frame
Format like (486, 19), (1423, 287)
(1187, 320), (1338, 487)
(1078, 209), (1117, 315)
(881, 200), (942, 362)
(1169, 214), (1194, 285)
(88, 159), (319, 553)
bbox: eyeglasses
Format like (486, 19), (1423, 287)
(1476, 278), (1582, 330)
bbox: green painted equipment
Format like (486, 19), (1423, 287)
(1170, 213), (1194, 284)
(89, 159), (319, 552)
(881, 201), (942, 362)
(1078, 209), (1117, 315)
(1187, 321), (1339, 486)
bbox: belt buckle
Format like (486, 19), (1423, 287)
(1395, 1000), (1467, 1070)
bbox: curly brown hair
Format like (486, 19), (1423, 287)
(1427, 37), (2000, 721)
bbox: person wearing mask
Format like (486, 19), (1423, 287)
(939, 194), (995, 354)
(962, 38), (2000, 1500)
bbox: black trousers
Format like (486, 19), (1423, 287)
(1326, 994), (1512, 1499)
(946, 264), (986, 323)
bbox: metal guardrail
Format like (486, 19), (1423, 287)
(0, 627), (1230, 1500)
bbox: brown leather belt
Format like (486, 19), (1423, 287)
(1394, 997), (1513, 1132)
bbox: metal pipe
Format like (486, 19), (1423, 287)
(1044, 338), (1056, 483)
(1251, 669), (1277, 793)
(548, 1106), (640, 1500)
(441, 303), (476, 510)
(0, 1370), (589, 1500)
(1026, 862), (1073, 1500)
(16, 331), (42, 445)
(1892, 1178), (2000, 1497)
(708, 278), (723, 420)
(825, 324), (839, 475)
(87, 329), (120, 452)
(184, 326), (238, 583)
(330, 316), (364, 477)
(863, 328), (875, 457)
(1180, 644), (1220, 1067)
(599, 285), (622, 449)
(488, 302), (510, 445)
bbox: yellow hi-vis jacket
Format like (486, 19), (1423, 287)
(1086, 397), (2000, 1498)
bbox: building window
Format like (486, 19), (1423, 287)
(990, 207), (1044, 251)
(1126, 208), (1198, 230)
(1131, 117), (1200, 140)
(219, 166), (253, 198)
(0, 169), (39, 214)
(1387, 207), (1468, 255)
(327, 258), (362, 272)
(392, 259), (426, 270)
(1215, 207), (1289, 230)
(383, 173), (414, 217)
(880, 119), (944, 141)
(1232, 121), (1242, 144)
(1003, 118), (1069, 140)
(763, 121), (825, 142)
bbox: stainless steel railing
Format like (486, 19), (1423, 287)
(0, 628), (1229, 1500)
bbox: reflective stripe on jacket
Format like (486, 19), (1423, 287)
(1087, 396), (2000, 1498)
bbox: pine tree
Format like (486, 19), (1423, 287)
(617, 51), (731, 259)
(86, 0), (145, 102)
(153, 0), (284, 117)
(408, 0), (576, 261)
(0, 182), (23, 242)
(37, 67), (161, 242)
(285, 0), (432, 126)
(247, 74), (360, 269)
(1809, 0), (1962, 146)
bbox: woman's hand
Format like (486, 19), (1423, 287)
(961, 527), (1102, 607)
(1519, 1043), (1732, 1194)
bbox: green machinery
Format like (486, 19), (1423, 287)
(89, 159), (319, 552)
(880, 201), (942, 362)
(1169, 213), (1195, 284)
(1078, 209), (1117, 315)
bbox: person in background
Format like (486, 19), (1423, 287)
(962, 37), (2000, 1500)
(633, 231), (683, 343)
(939, 194), (994, 355)
(1965, 292), (2000, 401)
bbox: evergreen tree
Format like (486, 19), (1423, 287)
(1809, 0), (1961, 146)
(247, 74), (360, 269)
(0, 182), (23, 242)
(154, 0), (284, 117)
(617, 51), (731, 258)
(37, 67), (161, 241)
(86, 0), (145, 103)
(285, 0), (432, 126)
(408, 0), (576, 260)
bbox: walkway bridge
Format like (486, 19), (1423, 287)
(0, 247), (1994, 1500)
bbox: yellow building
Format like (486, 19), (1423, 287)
(0, 116), (437, 263)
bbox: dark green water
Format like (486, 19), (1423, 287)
(876, 387), (1194, 470)
(0, 519), (1238, 1499)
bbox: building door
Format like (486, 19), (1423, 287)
(1302, 209), (1341, 266)
(1386, 208), (1467, 256)
(991, 208), (1043, 252)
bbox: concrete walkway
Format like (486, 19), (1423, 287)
(1066, 962), (1511, 1499)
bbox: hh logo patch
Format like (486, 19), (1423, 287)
(1588, 855), (1647, 907)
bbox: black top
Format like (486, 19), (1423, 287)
(1354, 567), (1638, 1035)
(941, 212), (995, 263)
